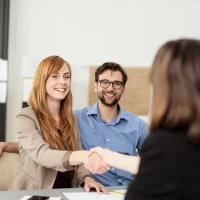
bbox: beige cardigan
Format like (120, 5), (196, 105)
(9, 107), (91, 190)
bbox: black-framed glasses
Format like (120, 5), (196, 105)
(98, 79), (124, 90)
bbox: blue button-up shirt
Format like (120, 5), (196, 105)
(74, 102), (148, 186)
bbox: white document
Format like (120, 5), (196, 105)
(20, 196), (61, 200)
(0, 59), (7, 81)
(0, 82), (7, 103)
(20, 196), (31, 200)
(63, 192), (124, 200)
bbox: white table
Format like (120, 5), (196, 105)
(0, 186), (126, 200)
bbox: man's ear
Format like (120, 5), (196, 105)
(94, 82), (98, 92)
(122, 85), (126, 94)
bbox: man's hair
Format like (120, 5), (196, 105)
(95, 62), (128, 85)
(150, 38), (200, 143)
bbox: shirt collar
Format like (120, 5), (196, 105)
(116, 104), (129, 123)
(86, 102), (129, 122)
(86, 102), (100, 116)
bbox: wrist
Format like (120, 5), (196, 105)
(80, 175), (94, 186)
(0, 142), (6, 150)
(103, 151), (117, 166)
(84, 176), (94, 183)
(68, 150), (90, 166)
(81, 151), (90, 163)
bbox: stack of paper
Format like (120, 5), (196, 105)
(63, 192), (124, 200)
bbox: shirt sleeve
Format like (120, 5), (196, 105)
(137, 120), (149, 151)
(125, 133), (181, 200)
(15, 110), (75, 172)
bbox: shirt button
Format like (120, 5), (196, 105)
(106, 139), (109, 141)
(118, 179), (122, 182)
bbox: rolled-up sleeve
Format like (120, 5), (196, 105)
(15, 110), (75, 172)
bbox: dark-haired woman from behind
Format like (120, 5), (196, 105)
(126, 39), (200, 199)
(87, 39), (200, 199)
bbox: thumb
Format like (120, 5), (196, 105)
(84, 183), (90, 192)
(88, 151), (94, 157)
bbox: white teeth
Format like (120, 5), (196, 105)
(105, 93), (114, 97)
(55, 88), (65, 92)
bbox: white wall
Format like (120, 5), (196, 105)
(6, 0), (200, 141)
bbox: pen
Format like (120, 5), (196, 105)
(111, 191), (125, 196)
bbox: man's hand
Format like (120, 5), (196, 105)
(84, 176), (109, 194)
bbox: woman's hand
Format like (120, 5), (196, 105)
(90, 146), (140, 175)
(89, 147), (111, 163)
(84, 152), (109, 174)
(84, 176), (109, 194)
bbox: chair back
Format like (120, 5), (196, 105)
(0, 152), (22, 191)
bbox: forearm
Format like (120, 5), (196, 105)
(76, 164), (93, 185)
(68, 150), (89, 166)
(0, 142), (19, 153)
(105, 151), (140, 174)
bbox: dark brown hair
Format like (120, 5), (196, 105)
(95, 62), (128, 85)
(150, 38), (200, 142)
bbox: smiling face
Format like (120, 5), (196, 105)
(94, 70), (125, 107)
(46, 64), (71, 102)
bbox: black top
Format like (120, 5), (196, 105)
(125, 128), (200, 200)
(53, 170), (75, 189)
(53, 129), (75, 189)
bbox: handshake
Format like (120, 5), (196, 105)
(84, 147), (113, 174)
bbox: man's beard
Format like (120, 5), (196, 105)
(98, 93), (121, 107)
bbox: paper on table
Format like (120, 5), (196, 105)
(20, 196), (61, 200)
(20, 196), (31, 200)
(63, 192), (124, 200)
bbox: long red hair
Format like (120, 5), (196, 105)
(28, 56), (79, 150)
